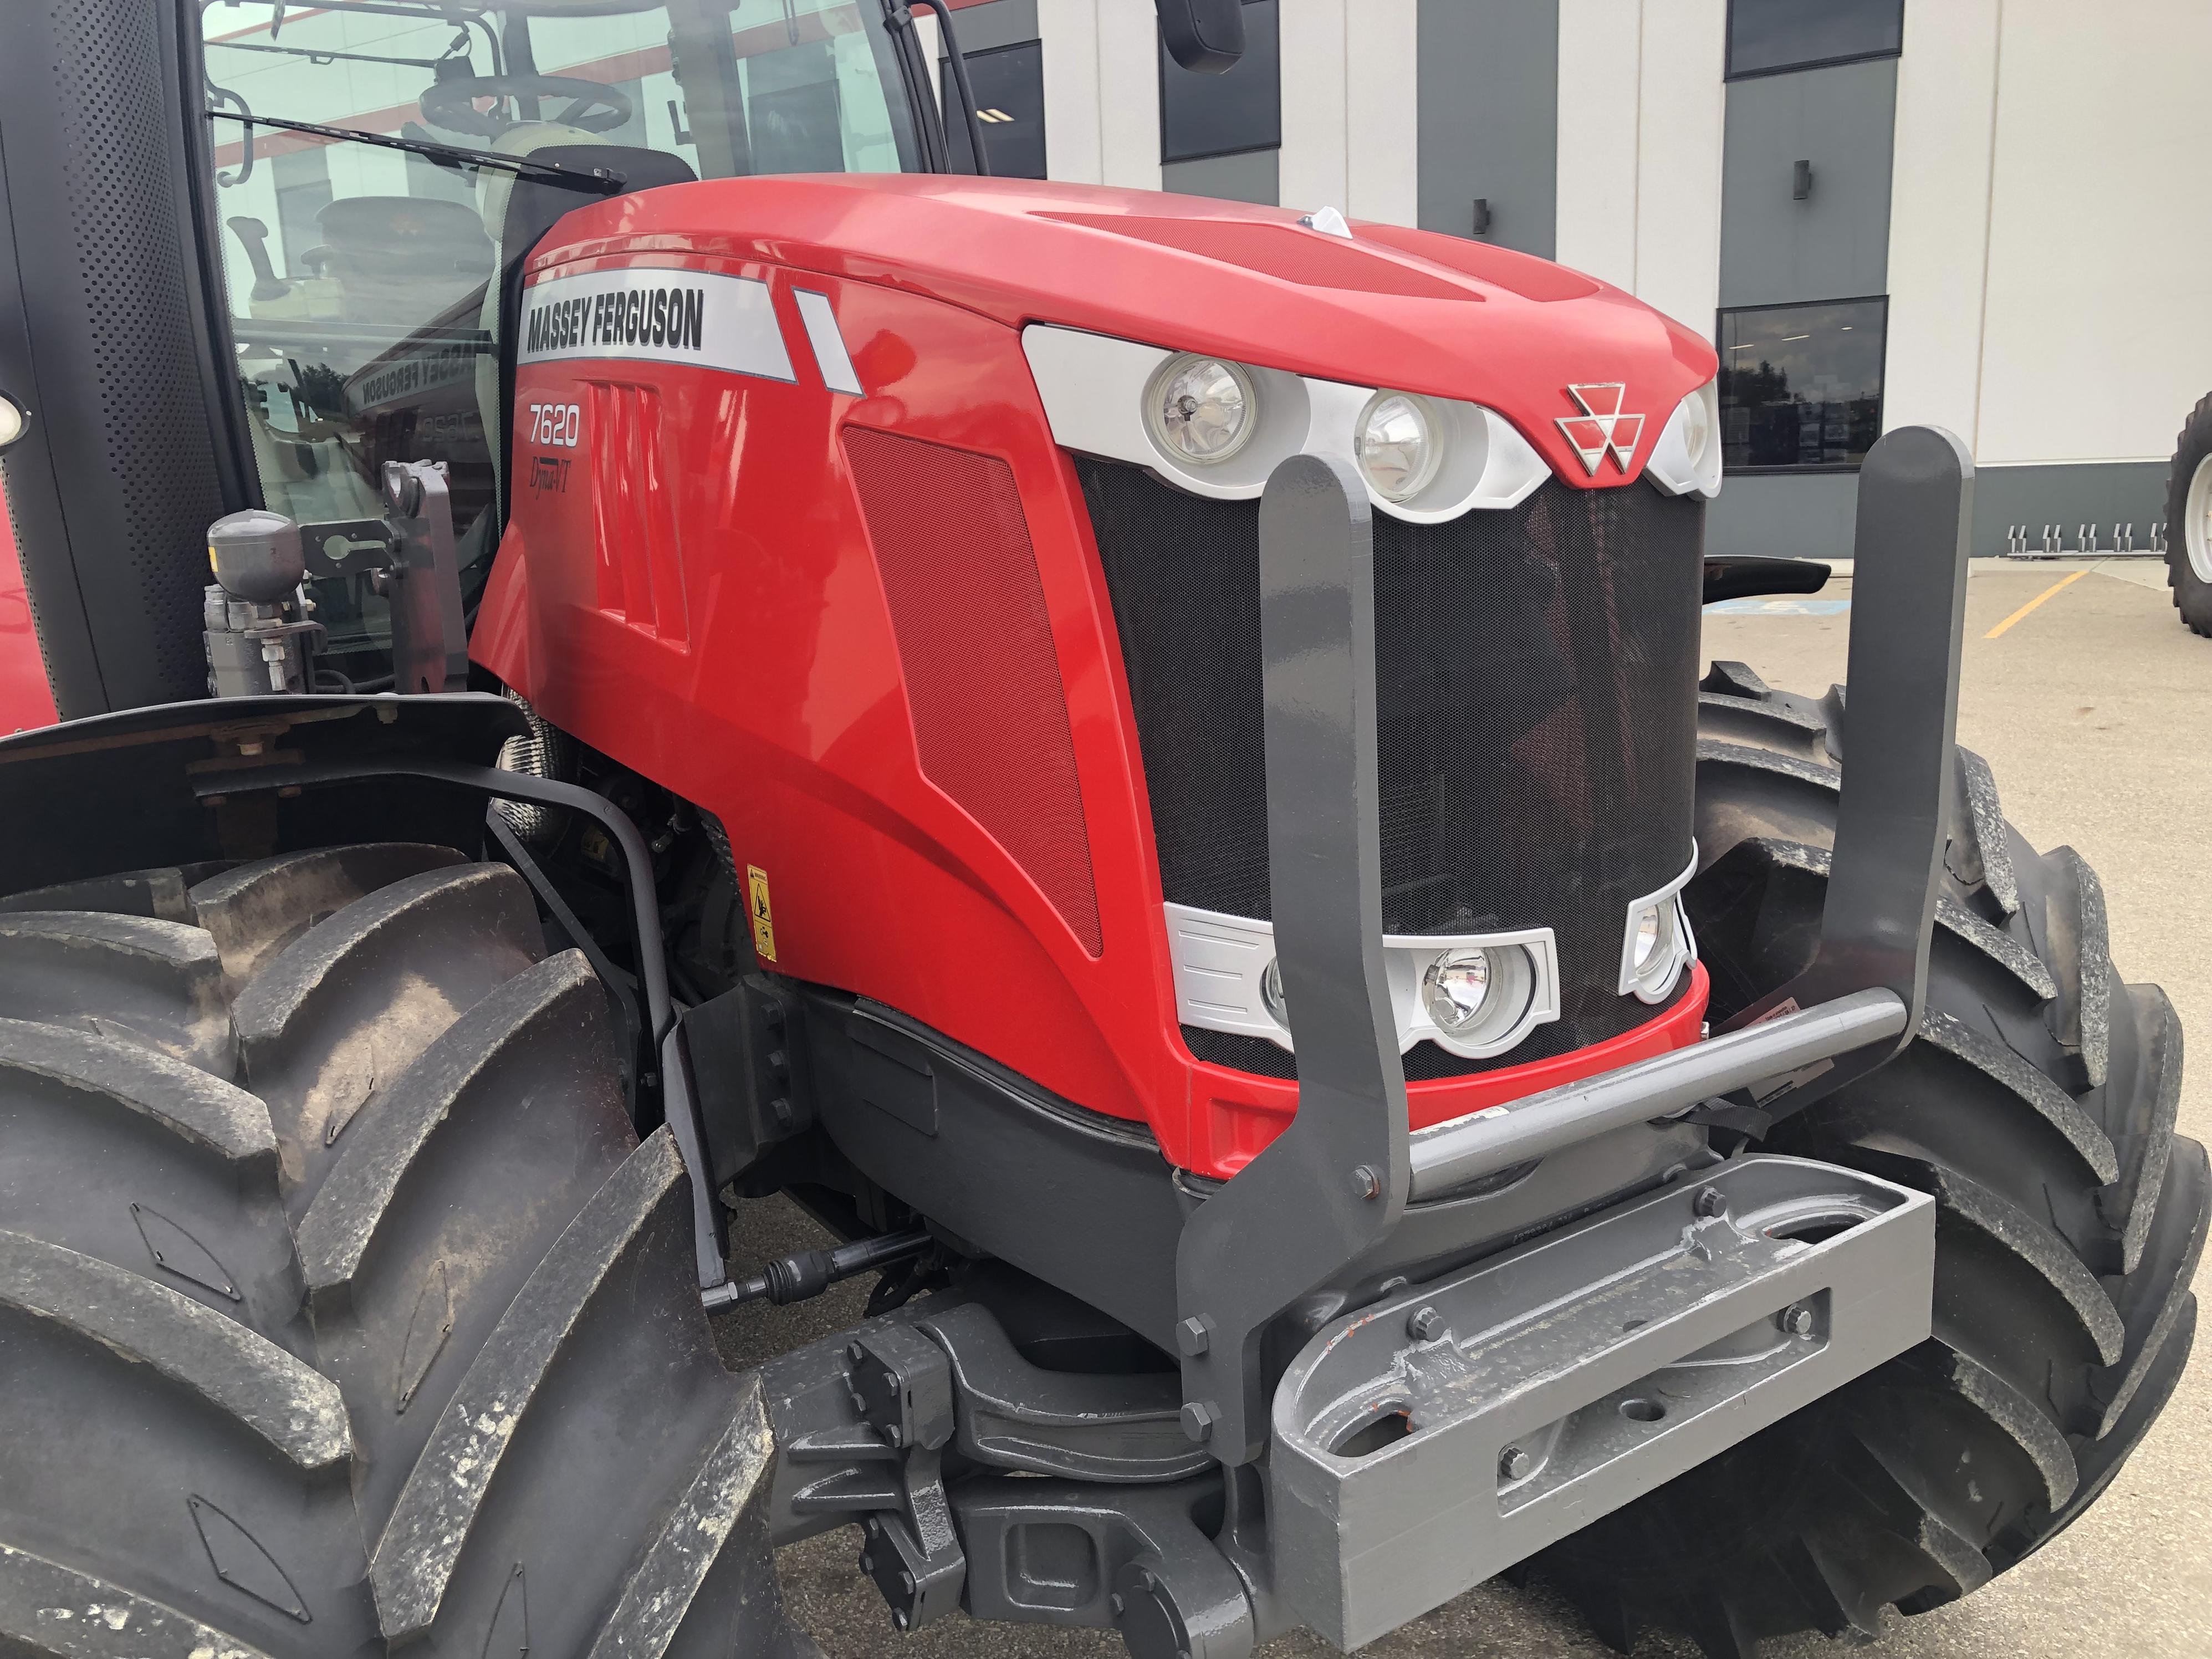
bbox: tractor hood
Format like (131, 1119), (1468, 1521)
(525, 173), (1717, 489)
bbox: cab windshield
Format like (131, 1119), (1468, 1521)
(198, 0), (924, 667)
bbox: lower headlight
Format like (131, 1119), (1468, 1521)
(1356, 391), (1440, 502)
(1625, 897), (1685, 999)
(1260, 956), (1289, 1028)
(1422, 947), (1492, 1033)
(1419, 942), (1538, 1053)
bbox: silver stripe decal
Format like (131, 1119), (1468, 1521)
(518, 268), (793, 381)
(793, 288), (863, 395)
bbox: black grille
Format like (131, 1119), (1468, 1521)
(1079, 460), (1703, 1080)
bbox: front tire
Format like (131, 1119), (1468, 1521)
(0, 846), (813, 1657)
(1534, 663), (2207, 1657)
(2164, 391), (2212, 636)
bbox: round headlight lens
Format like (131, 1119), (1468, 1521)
(1628, 899), (1682, 996)
(1356, 391), (1439, 502)
(1422, 948), (1493, 1034)
(1260, 957), (1288, 1027)
(1631, 903), (1666, 972)
(1147, 355), (1256, 466)
(0, 393), (26, 452)
(1678, 389), (1713, 470)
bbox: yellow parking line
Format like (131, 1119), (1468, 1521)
(1984, 568), (2092, 639)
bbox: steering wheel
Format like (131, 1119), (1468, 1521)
(418, 75), (634, 139)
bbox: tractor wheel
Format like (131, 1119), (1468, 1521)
(2165, 391), (2212, 636)
(0, 846), (815, 1658)
(1534, 664), (2208, 1658)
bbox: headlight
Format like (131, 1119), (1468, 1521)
(1356, 391), (1440, 502)
(1628, 902), (1674, 986)
(1678, 387), (1712, 470)
(1646, 380), (1721, 498)
(0, 392), (26, 452)
(1618, 852), (1696, 1003)
(1260, 956), (1288, 1027)
(1421, 947), (1492, 1033)
(1418, 942), (1538, 1053)
(1146, 354), (1256, 466)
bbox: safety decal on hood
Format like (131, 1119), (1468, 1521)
(518, 267), (794, 381)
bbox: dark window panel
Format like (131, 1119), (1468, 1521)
(942, 39), (1048, 178)
(1159, 0), (1278, 164)
(1727, 0), (1903, 79)
(1717, 297), (1888, 471)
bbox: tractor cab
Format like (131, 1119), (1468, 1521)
(199, 0), (933, 676)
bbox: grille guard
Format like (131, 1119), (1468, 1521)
(1174, 429), (1974, 1474)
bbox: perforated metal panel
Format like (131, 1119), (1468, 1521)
(0, 0), (232, 712)
(1080, 461), (1702, 1079)
(845, 427), (1102, 955)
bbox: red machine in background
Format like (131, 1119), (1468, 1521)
(0, 497), (57, 732)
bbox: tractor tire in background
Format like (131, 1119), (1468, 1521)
(0, 846), (815, 1658)
(2165, 391), (2212, 636)
(1534, 663), (2208, 1658)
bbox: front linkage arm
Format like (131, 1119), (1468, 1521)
(1173, 453), (1411, 1469)
(1713, 425), (1975, 1124)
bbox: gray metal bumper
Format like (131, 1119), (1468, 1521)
(1269, 1154), (1935, 1650)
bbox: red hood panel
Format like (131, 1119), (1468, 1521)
(528, 174), (1718, 487)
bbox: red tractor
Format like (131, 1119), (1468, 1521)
(0, 3), (2199, 1656)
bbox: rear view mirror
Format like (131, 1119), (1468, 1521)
(1155, 0), (1245, 73)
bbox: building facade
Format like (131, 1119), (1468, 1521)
(930, 0), (2212, 559)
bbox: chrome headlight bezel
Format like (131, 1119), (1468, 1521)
(1618, 845), (1699, 1003)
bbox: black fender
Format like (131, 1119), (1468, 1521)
(0, 692), (526, 897)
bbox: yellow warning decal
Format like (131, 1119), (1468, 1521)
(746, 865), (778, 963)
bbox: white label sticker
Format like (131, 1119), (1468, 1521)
(518, 267), (794, 381)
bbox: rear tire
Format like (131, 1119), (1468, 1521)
(2164, 391), (2212, 636)
(0, 846), (814, 1657)
(1533, 665), (2207, 1658)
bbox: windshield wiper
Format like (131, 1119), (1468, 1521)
(205, 109), (626, 193)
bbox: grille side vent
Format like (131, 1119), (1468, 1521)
(844, 427), (1102, 956)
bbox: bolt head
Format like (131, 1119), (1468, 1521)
(1499, 1446), (1534, 1482)
(859, 1551), (875, 1574)
(1407, 1305), (1444, 1341)
(1176, 1315), (1213, 1356)
(893, 1609), (910, 1631)
(1779, 1303), (1816, 1336)
(1180, 1399), (1219, 1442)
(1351, 1164), (1382, 1199)
(1110, 1592), (1125, 1617)
(1693, 1186), (1728, 1219)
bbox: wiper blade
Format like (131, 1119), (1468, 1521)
(205, 109), (625, 192)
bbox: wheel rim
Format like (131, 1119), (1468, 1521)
(2188, 452), (2212, 583)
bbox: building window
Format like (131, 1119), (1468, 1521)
(943, 40), (1047, 178)
(1726, 0), (1904, 80)
(1717, 298), (1887, 471)
(1159, 0), (1278, 164)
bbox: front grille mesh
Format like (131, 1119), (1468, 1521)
(1079, 460), (1703, 1080)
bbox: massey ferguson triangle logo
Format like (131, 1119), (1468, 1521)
(1555, 384), (1644, 476)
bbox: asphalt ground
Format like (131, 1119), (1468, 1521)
(711, 556), (2212, 1659)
